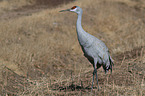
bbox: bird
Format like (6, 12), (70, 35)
(60, 6), (114, 91)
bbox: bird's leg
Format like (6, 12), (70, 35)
(91, 70), (95, 92)
(93, 58), (99, 91)
(91, 66), (100, 91)
(94, 68), (99, 91)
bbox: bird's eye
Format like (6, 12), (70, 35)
(71, 6), (77, 9)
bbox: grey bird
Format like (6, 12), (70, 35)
(60, 6), (114, 91)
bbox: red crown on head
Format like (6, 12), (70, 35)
(71, 6), (77, 9)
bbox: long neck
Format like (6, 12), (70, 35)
(76, 11), (89, 44)
(76, 12), (84, 33)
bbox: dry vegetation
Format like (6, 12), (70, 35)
(0, 0), (145, 95)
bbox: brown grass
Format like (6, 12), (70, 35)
(0, 0), (145, 95)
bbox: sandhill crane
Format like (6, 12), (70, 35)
(60, 6), (114, 91)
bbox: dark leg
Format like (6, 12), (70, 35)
(91, 68), (99, 91)
(95, 68), (99, 91)
(91, 71), (95, 92)
(92, 58), (100, 91)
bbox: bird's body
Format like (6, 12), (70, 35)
(60, 6), (113, 91)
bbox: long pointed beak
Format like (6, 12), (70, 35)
(59, 9), (70, 12)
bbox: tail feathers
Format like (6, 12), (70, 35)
(109, 56), (114, 73)
(103, 56), (114, 74)
(109, 56), (114, 66)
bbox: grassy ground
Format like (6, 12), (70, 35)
(0, 0), (145, 95)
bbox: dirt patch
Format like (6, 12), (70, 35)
(0, 67), (27, 95)
(114, 46), (144, 61)
(0, 0), (74, 20)
(35, 0), (74, 7)
(15, 0), (74, 10)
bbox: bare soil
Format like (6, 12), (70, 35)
(0, 0), (73, 20)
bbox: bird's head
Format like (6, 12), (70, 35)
(59, 6), (82, 14)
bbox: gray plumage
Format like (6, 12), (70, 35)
(60, 6), (114, 91)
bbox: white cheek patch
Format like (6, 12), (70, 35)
(70, 8), (77, 12)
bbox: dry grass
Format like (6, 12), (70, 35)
(0, 0), (145, 95)
(0, 0), (34, 13)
